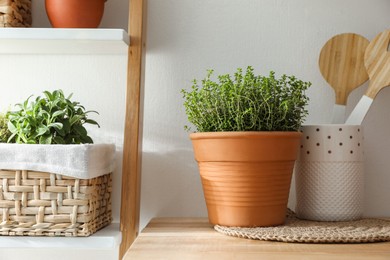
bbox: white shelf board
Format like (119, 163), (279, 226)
(0, 223), (121, 249)
(0, 28), (129, 55)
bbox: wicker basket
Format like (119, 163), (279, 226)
(0, 0), (32, 27)
(0, 170), (112, 237)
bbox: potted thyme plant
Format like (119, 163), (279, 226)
(182, 66), (311, 227)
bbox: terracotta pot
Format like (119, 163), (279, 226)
(190, 131), (302, 227)
(45, 0), (106, 28)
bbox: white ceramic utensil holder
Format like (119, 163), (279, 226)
(295, 125), (364, 221)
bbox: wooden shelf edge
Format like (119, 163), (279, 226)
(124, 218), (390, 260)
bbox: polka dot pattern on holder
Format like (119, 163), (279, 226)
(298, 125), (363, 162)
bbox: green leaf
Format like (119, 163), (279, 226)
(23, 95), (32, 110)
(81, 135), (94, 144)
(38, 110), (50, 118)
(85, 119), (100, 127)
(7, 121), (18, 134)
(53, 136), (65, 144)
(43, 91), (53, 101)
(7, 132), (17, 143)
(39, 135), (52, 144)
(48, 122), (63, 130)
(62, 119), (71, 134)
(51, 110), (65, 118)
(69, 115), (83, 126)
(85, 110), (99, 115)
(37, 126), (49, 136)
(73, 124), (87, 136)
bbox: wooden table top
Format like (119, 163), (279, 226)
(124, 218), (390, 260)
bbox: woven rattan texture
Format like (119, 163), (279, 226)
(0, 170), (112, 236)
(214, 209), (390, 243)
(0, 0), (32, 27)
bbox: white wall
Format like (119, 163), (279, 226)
(3, 0), (390, 234)
(140, 0), (390, 229)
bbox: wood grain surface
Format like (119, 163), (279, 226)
(364, 29), (390, 99)
(119, 0), (146, 258)
(319, 33), (369, 105)
(124, 218), (390, 260)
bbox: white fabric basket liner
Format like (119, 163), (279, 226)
(0, 143), (115, 179)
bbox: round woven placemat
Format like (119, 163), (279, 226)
(214, 209), (390, 243)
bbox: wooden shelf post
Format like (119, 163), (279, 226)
(119, 0), (146, 258)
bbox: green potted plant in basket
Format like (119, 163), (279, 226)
(0, 89), (115, 237)
(6, 89), (98, 144)
(182, 66), (311, 227)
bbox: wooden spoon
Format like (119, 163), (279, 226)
(346, 29), (390, 125)
(319, 33), (369, 123)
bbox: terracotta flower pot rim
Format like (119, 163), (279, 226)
(190, 131), (301, 140)
(190, 131), (302, 162)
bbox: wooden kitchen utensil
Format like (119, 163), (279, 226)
(319, 33), (369, 123)
(346, 29), (390, 125)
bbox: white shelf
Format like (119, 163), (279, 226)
(0, 223), (121, 249)
(0, 28), (129, 55)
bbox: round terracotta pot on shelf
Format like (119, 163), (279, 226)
(190, 131), (302, 227)
(45, 0), (106, 28)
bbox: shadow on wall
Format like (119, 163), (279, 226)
(140, 148), (207, 227)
